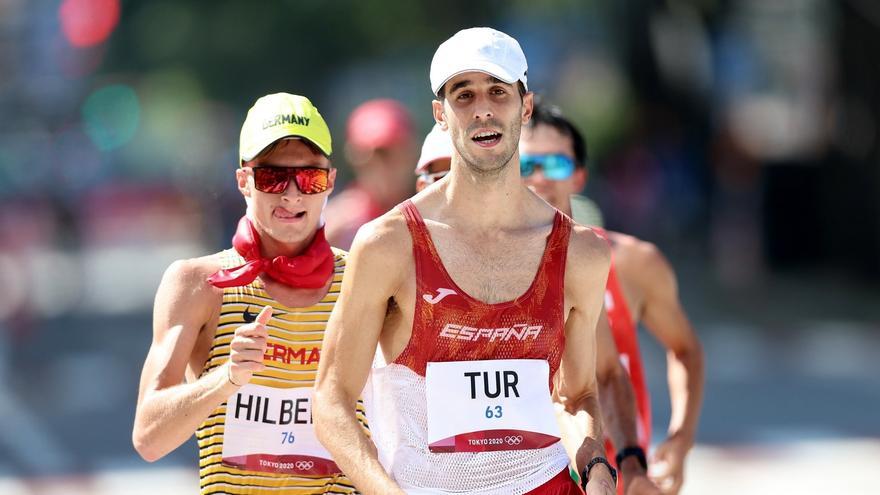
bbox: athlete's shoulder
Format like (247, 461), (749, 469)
(352, 206), (410, 250)
(608, 230), (653, 255)
(568, 222), (611, 267)
(347, 207), (412, 277)
(154, 253), (223, 316)
(563, 224), (611, 297)
(162, 252), (224, 287)
(341, 208), (412, 296)
(608, 231), (668, 273)
(608, 231), (676, 293)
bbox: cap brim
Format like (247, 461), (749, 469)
(240, 131), (331, 163)
(432, 62), (520, 95)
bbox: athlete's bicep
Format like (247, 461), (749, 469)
(637, 249), (699, 355)
(594, 309), (621, 383)
(557, 304), (598, 408)
(137, 260), (216, 403)
(318, 219), (408, 403)
(558, 228), (611, 403)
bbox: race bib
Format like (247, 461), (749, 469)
(425, 359), (561, 453)
(221, 384), (340, 475)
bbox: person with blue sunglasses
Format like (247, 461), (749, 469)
(521, 100), (705, 495)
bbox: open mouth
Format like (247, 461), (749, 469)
(472, 130), (502, 147)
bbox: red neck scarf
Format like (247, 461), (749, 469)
(208, 216), (335, 289)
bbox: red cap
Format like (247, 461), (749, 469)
(346, 99), (414, 150)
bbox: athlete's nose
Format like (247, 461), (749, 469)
(474, 96), (494, 121)
(281, 179), (304, 203)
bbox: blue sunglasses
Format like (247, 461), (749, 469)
(520, 153), (576, 180)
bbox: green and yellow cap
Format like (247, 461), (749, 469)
(239, 93), (332, 163)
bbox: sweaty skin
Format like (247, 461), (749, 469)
(133, 140), (337, 461)
(314, 74), (616, 495)
(521, 122), (704, 495)
(416, 129), (650, 494)
(605, 232), (704, 495)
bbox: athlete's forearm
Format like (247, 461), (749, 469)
(133, 363), (238, 462)
(565, 394), (607, 472)
(599, 364), (640, 451)
(666, 342), (704, 443)
(313, 390), (404, 495)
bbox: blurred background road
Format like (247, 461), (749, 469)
(1, 1), (878, 494)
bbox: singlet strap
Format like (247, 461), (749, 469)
(545, 210), (573, 282)
(399, 199), (430, 244)
(398, 199), (437, 290)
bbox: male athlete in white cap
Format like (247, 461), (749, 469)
(314, 28), (616, 494)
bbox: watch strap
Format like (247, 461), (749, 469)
(580, 456), (618, 489)
(615, 445), (648, 471)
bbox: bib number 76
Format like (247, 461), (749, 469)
(485, 405), (503, 419)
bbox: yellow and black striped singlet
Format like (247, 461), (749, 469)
(196, 248), (365, 494)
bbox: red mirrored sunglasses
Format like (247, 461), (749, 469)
(248, 165), (333, 194)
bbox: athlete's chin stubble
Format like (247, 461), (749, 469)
(456, 122), (522, 181)
(460, 147), (516, 180)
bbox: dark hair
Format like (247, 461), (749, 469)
(525, 97), (588, 168)
(437, 80), (527, 100)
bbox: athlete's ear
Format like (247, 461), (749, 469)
(432, 99), (448, 131)
(521, 91), (534, 125)
(572, 167), (587, 193)
(327, 167), (337, 193)
(236, 167), (251, 198)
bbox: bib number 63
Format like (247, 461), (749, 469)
(484, 405), (503, 419)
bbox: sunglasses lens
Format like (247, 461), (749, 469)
(520, 158), (535, 177)
(519, 154), (574, 180)
(253, 167), (290, 193)
(293, 168), (330, 194)
(543, 155), (575, 180)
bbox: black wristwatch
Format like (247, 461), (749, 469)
(580, 456), (618, 489)
(615, 446), (648, 471)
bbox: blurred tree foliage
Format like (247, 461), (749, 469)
(104, 0), (509, 105)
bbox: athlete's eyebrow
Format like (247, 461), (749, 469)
(450, 75), (508, 94)
(449, 79), (472, 94)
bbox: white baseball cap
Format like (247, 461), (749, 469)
(430, 27), (528, 96)
(415, 123), (453, 174)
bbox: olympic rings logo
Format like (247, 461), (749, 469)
(295, 461), (314, 470)
(504, 435), (523, 446)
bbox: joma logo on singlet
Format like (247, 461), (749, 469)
(439, 323), (543, 342)
(423, 288), (456, 304)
